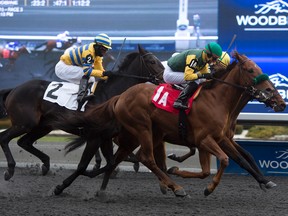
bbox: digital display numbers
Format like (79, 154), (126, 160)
(0, 0), (90, 16)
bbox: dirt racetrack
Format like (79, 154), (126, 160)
(0, 166), (287, 216)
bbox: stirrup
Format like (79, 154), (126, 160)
(173, 101), (188, 110)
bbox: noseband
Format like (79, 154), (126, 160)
(114, 52), (163, 85)
(238, 59), (279, 105)
(212, 58), (278, 105)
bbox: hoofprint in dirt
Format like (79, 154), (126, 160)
(0, 166), (286, 216)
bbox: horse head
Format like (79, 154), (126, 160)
(231, 51), (286, 112)
(18, 46), (31, 54)
(116, 44), (164, 84)
(137, 44), (164, 84)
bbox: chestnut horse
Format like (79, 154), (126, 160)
(34, 37), (80, 59)
(0, 45), (164, 181)
(58, 51), (285, 197)
(0, 46), (31, 70)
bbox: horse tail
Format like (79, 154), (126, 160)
(64, 136), (86, 155)
(34, 41), (47, 50)
(63, 96), (120, 155)
(0, 88), (12, 119)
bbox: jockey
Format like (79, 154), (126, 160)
(55, 33), (113, 107)
(5, 41), (20, 51)
(56, 31), (70, 48)
(163, 42), (223, 110)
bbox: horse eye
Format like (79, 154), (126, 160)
(248, 69), (254, 73)
(150, 60), (156, 64)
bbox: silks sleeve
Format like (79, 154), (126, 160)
(184, 55), (198, 81)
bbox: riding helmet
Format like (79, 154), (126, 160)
(94, 33), (112, 49)
(204, 42), (222, 57)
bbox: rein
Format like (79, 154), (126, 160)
(210, 59), (275, 102)
(111, 52), (162, 84)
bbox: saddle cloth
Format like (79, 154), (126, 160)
(43, 81), (96, 112)
(2, 49), (11, 59)
(151, 83), (201, 114)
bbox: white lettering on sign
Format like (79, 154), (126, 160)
(259, 160), (288, 169)
(236, 15), (287, 26)
(235, 1), (288, 30)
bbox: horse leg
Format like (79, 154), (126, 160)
(124, 153), (140, 173)
(83, 138), (115, 178)
(99, 128), (142, 192)
(114, 134), (140, 172)
(167, 149), (212, 179)
(17, 126), (52, 175)
(93, 149), (102, 171)
(197, 135), (229, 196)
(167, 147), (196, 162)
(152, 138), (172, 194)
(100, 143), (138, 192)
(0, 127), (27, 180)
(54, 138), (100, 195)
(116, 111), (187, 196)
(222, 139), (276, 190)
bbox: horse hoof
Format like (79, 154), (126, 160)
(204, 188), (212, 196)
(110, 167), (120, 179)
(159, 183), (168, 194)
(93, 164), (101, 171)
(174, 188), (187, 197)
(53, 185), (63, 195)
(265, 181), (277, 189)
(133, 162), (140, 173)
(4, 170), (13, 181)
(167, 153), (177, 161)
(41, 164), (49, 176)
(167, 166), (179, 175)
(260, 181), (277, 191)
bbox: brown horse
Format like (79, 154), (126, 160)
(0, 46), (31, 70)
(0, 45), (164, 182)
(60, 51), (285, 197)
(34, 37), (79, 58)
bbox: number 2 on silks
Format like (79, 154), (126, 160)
(46, 83), (63, 100)
(85, 54), (93, 64)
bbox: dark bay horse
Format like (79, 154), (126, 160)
(60, 51), (285, 197)
(0, 45), (164, 181)
(0, 46), (31, 70)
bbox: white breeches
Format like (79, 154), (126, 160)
(55, 60), (95, 84)
(162, 61), (186, 84)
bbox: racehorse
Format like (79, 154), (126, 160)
(0, 46), (31, 70)
(34, 37), (79, 59)
(57, 51), (285, 197)
(0, 45), (164, 181)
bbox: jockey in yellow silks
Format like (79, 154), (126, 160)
(55, 33), (114, 105)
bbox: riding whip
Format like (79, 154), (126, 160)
(111, 37), (126, 72)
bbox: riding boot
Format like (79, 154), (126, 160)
(77, 76), (89, 105)
(173, 82), (199, 110)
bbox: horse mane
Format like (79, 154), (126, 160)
(117, 52), (139, 72)
(202, 60), (238, 89)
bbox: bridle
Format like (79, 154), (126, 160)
(211, 58), (279, 106)
(112, 52), (164, 85)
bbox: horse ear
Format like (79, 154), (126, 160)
(138, 44), (145, 54)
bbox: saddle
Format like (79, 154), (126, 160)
(77, 82), (97, 111)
